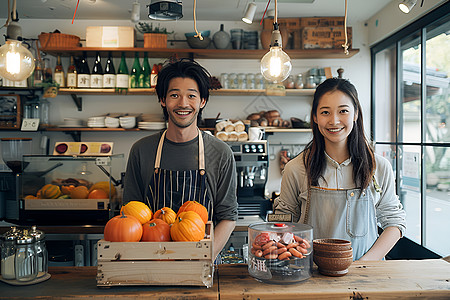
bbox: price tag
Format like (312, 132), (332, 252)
(21, 118), (40, 131)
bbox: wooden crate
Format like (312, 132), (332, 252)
(301, 26), (352, 49)
(96, 222), (214, 287)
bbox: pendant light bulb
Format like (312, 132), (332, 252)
(0, 40), (35, 81)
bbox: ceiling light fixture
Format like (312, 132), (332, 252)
(260, 0), (292, 83)
(131, 0), (141, 23)
(148, 0), (182, 21)
(399, 0), (417, 13)
(242, 2), (257, 24)
(0, 0), (35, 81)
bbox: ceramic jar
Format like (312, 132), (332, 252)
(213, 24), (231, 49)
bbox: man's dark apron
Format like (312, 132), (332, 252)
(145, 129), (213, 220)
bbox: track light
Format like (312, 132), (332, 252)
(242, 2), (257, 24)
(399, 0), (417, 13)
(131, 1), (140, 23)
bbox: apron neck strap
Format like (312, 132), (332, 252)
(154, 129), (205, 172)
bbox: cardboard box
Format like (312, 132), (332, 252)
(97, 222), (214, 287)
(86, 26), (135, 48)
(299, 17), (345, 28)
(301, 26), (352, 49)
(263, 18), (301, 30)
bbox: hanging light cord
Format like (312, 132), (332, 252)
(193, 0), (203, 40)
(274, 0), (278, 24)
(1, 0), (11, 29)
(72, 0), (80, 24)
(342, 0), (349, 55)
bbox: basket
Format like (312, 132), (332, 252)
(144, 33), (167, 48)
(38, 32), (80, 49)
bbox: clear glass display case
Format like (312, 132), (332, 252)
(18, 154), (124, 225)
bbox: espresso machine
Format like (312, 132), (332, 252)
(227, 141), (270, 218)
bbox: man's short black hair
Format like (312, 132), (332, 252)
(155, 59), (211, 121)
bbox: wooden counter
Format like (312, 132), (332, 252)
(218, 259), (450, 299)
(1, 259), (449, 299)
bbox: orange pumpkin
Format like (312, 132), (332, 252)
(40, 184), (62, 199)
(61, 185), (76, 195)
(120, 201), (153, 224)
(153, 207), (177, 225)
(88, 189), (109, 199)
(141, 219), (171, 242)
(170, 211), (205, 242)
(103, 212), (143, 242)
(176, 201), (208, 224)
(24, 195), (37, 199)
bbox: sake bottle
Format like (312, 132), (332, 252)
(67, 55), (77, 88)
(54, 55), (65, 87)
(90, 52), (103, 88)
(116, 52), (129, 88)
(103, 52), (116, 88)
(77, 52), (90, 88)
(150, 64), (158, 87)
(129, 52), (141, 88)
(141, 52), (151, 88)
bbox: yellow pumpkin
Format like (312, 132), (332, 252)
(40, 184), (62, 199)
(170, 211), (205, 242)
(89, 181), (116, 197)
(120, 201), (153, 225)
(153, 207), (177, 225)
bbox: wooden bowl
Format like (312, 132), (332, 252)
(313, 254), (353, 276)
(314, 248), (353, 258)
(313, 239), (352, 252)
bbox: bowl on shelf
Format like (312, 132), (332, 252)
(185, 30), (210, 38)
(313, 239), (352, 252)
(186, 36), (211, 49)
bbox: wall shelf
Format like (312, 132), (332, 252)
(58, 88), (316, 96)
(40, 47), (359, 60)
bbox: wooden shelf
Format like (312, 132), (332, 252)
(58, 88), (315, 96)
(40, 47), (359, 60)
(265, 127), (311, 133)
(45, 127), (141, 132)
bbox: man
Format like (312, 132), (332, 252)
(123, 59), (238, 259)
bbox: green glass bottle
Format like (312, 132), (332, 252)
(116, 52), (129, 88)
(141, 52), (151, 88)
(130, 52), (141, 88)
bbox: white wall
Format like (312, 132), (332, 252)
(367, 0), (446, 46)
(0, 18), (372, 196)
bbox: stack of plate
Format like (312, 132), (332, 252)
(105, 116), (120, 128)
(87, 116), (106, 128)
(138, 121), (166, 130)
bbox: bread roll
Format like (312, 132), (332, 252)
(215, 131), (228, 141)
(216, 120), (229, 132)
(233, 120), (245, 132)
(224, 123), (235, 133)
(228, 131), (238, 141)
(238, 131), (248, 141)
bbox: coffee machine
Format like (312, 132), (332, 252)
(227, 141), (270, 218)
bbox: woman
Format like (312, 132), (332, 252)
(274, 78), (406, 261)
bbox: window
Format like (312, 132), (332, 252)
(371, 3), (449, 256)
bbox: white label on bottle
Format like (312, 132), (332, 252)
(54, 73), (64, 87)
(151, 74), (157, 87)
(103, 74), (116, 88)
(67, 73), (77, 87)
(116, 74), (129, 88)
(90, 74), (103, 88)
(77, 74), (90, 88)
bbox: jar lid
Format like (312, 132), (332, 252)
(3, 226), (20, 241)
(29, 225), (45, 241)
(16, 230), (35, 245)
(249, 222), (312, 233)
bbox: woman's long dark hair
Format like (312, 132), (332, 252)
(303, 78), (375, 190)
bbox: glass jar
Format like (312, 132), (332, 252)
(29, 226), (48, 278)
(228, 73), (237, 89)
(237, 73), (246, 89)
(284, 75), (295, 89)
(295, 74), (304, 89)
(305, 75), (316, 89)
(246, 73), (255, 89)
(1, 227), (19, 280)
(255, 74), (264, 89)
(220, 73), (229, 89)
(39, 98), (50, 128)
(15, 229), (37, 282)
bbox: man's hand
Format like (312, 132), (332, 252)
(213, 220), (236, 260)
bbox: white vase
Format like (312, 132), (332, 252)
(213, 24), (231, 49)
